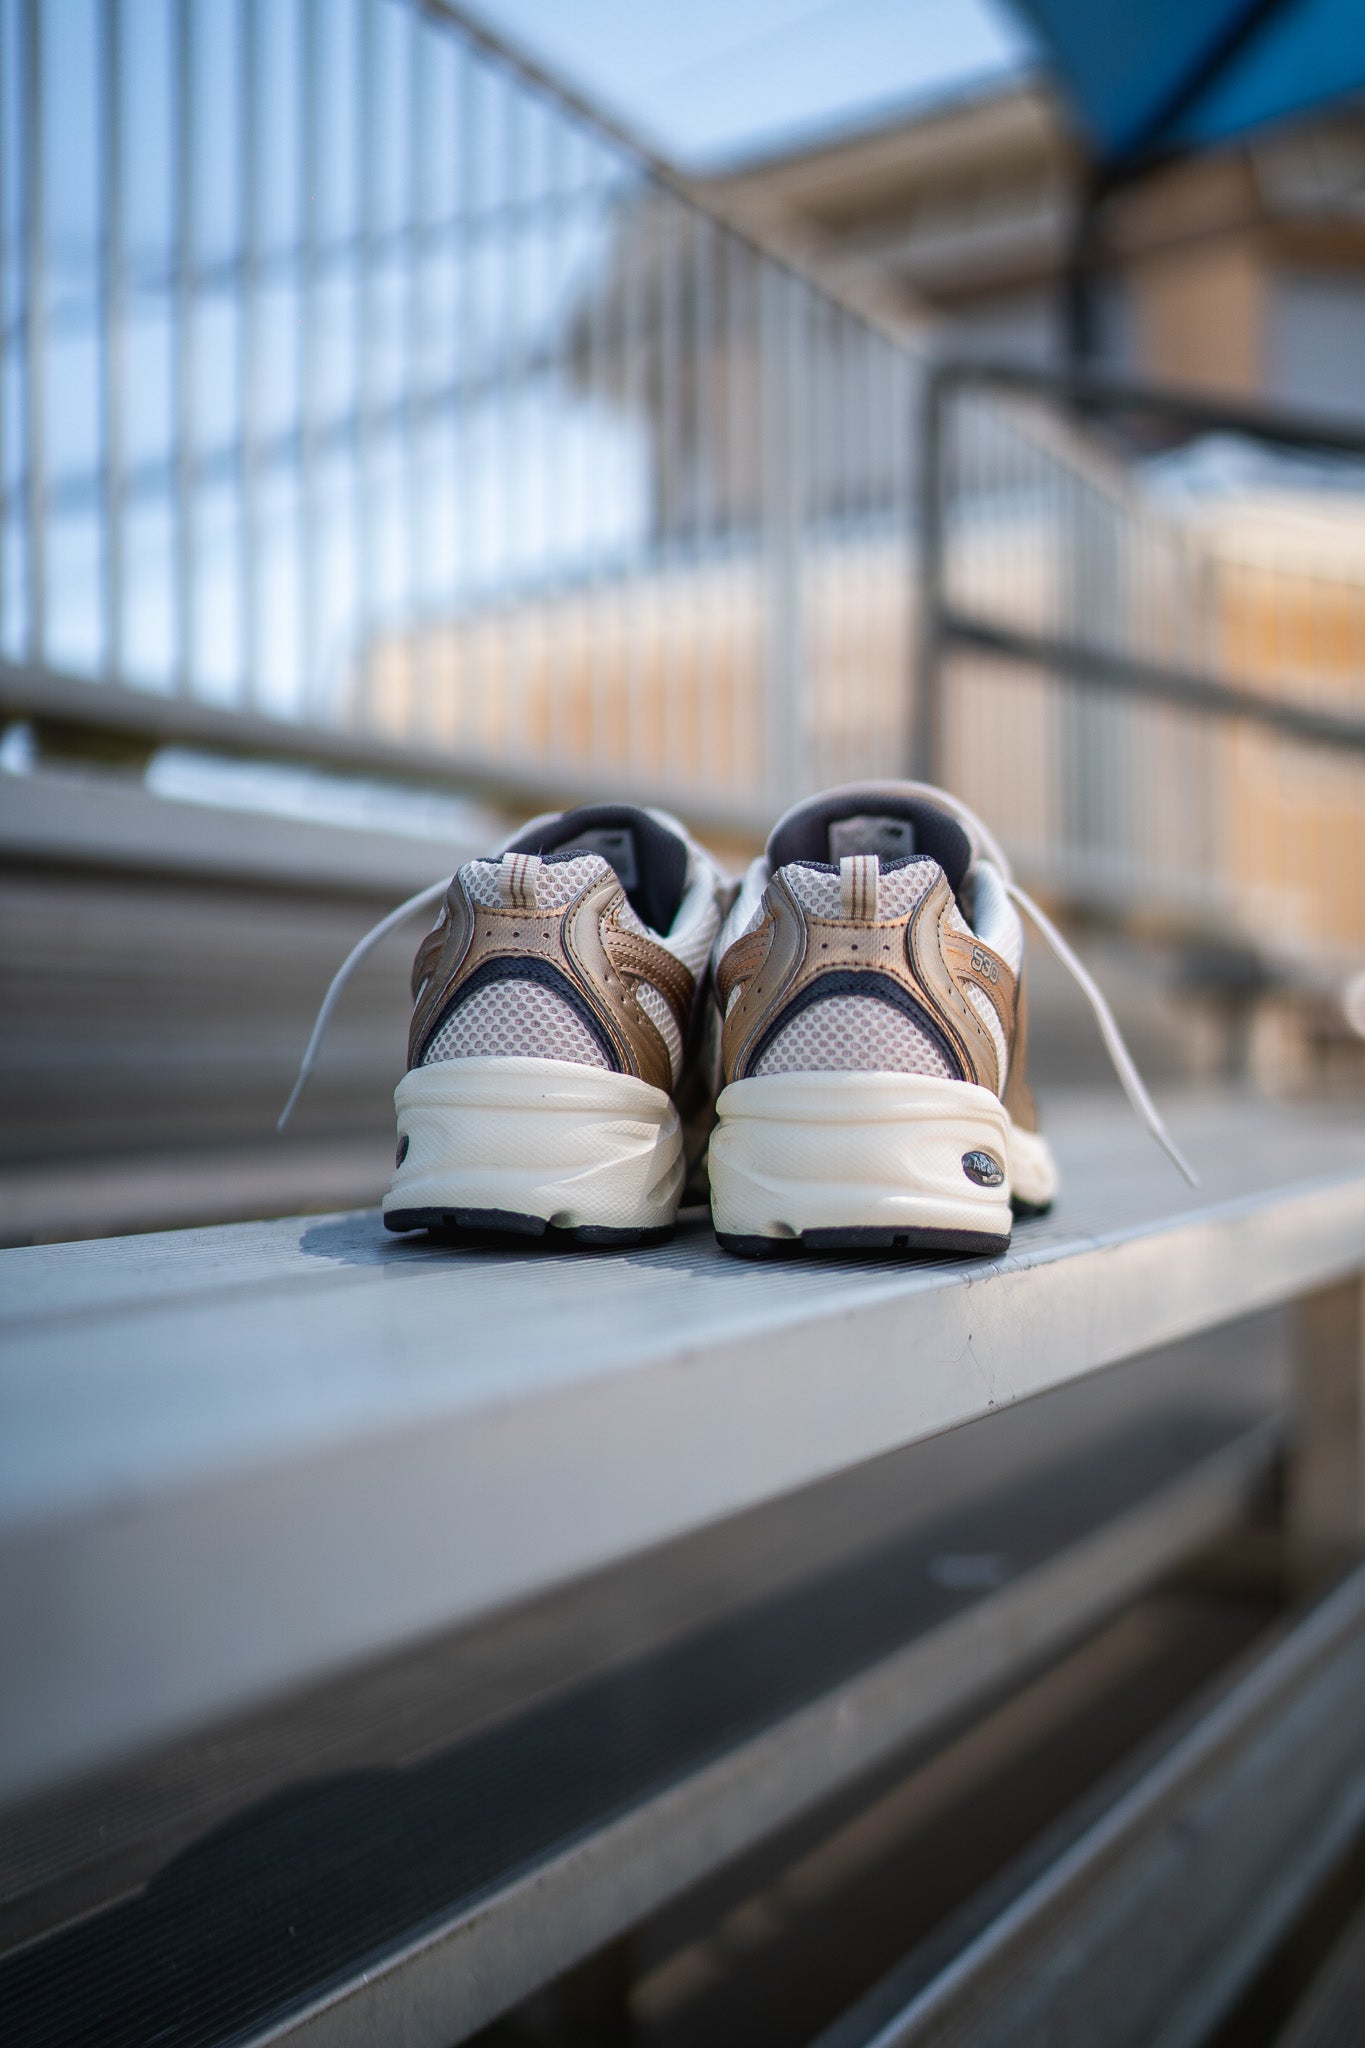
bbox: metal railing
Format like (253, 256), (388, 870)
(0, 0), (918, 827)
(1, 0), (1363, 972)
(918, 361), (1365, 962)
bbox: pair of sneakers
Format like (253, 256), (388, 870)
(284, 781), (1193, 1255)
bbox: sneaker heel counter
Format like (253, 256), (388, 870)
(718, 874), (809, 1084)
(407, 877), (475, 1067)
(913, 873), (1018, 1099)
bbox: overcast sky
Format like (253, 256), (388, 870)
(462, 0), (1035, 170)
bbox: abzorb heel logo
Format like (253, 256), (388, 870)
(962, 1149), (1004, 1188)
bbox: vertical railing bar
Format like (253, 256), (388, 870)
(849, 308), (865, 787)
(897, 350), (915, 771)
(355, 0), (379, 734)
(499, 68), (525, 765)
(884, 346), (900, 772)
(100, 0), (125, 682)
(883, 344), (896, 774)
(760, 265), (803, 807)
(879, 342), (896, 778)
(913, 361), (944, 782)
(238, 0), (262, 709)
(22, 0), (46, 664)
(405, 0), (430, 739)
(620, 171), (646, 776)
(726, 232), (745, 795)
(890, 344), (908, 768)
(584, 149), (607, 769)
(456, 43), (478, 754)
(545, 109), (570, 763)
(824, 305), (840, 783)
(589, 147), (616, 782)
(851, 311), (867, 787)
(623, 180), (652, 780)
(1009, 415), (1024, 850)
(659, 200), (680, 788)
(0, 0), (10, 651)
(839, 308), (857, 784)
(849, 310), (866, 789)
(846, 308), (862, 788)
(804, 290), (825, 783)
(847, 305), (859, 790)
(574, 130), (596, 775)
(172, 0), (196, 696)
(693, 208), (713, 792)
(860, 326), (878, 783)
(298, 0), (322, 716)
(790, 274), (808, 799)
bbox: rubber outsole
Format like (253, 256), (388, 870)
(384, 1205), (674, 1249)
(715, 1191), (1051, 1260)
(716, 1222), (1012, 1260)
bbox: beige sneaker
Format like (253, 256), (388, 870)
(382, 804), (726, 1244)
(709, 781), (1192, 1257)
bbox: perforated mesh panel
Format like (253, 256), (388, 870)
(753, 996), (956, 1078)
(614, 892), (648, 938)
(635, 983), (682, 1083)
(422, 984), (610, 1069)
(440, 837), (720, 1094)
(717, 858), (770, 957)
(535, 855), (613, 909)
(661, 889), (721, 977)
(780, 861), (938, 919)
(965, 982), (1008, 1091)
(459, 854), (614, 912)
(460, 862), (504, 909)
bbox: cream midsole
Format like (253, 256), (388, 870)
(1009, 1117), (1059, 1209)
(385, 1057), (684, 1230)
(709, 1072), (1053, 1240)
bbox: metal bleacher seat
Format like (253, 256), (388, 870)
(2, 1096), (1363, 2046)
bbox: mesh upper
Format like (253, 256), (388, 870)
(965, 982), (1008, 1087)
(753, 996), (955, 1079)
(461, 852), (613, 912)
(712, 794), (1028, 1098)
(421, 837), (719, 1086)
(780, 860), (938, 919)
(422, 983), (610, 1069)
(635, 982), (683, 1081)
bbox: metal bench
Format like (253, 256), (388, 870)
(2, 1096), (1364, 2046)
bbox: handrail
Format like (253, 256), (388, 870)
(915, 356), (1365, 782)
(928, 356), (1365, 463)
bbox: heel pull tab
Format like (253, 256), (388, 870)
(840, 854), (879, 922)
(498, 851), (542, 910)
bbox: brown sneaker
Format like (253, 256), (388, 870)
(708, 780), (1191, 1258)
(382, 805), (727, 1244)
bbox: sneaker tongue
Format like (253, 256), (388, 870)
(556, 823), (640, 894)
(827, 813), (916, 863)
(769, 787), (973, 893)
(504, 802), (686, 932)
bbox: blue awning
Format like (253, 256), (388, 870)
(1009, 0), (1365, 167)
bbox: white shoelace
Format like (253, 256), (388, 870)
(276, 877), (448, 1132)
(891, 782), (1198, 1187)
(278, 793), (1198, 1188)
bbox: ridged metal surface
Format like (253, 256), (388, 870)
(816, 1568), (1365, 2048)
(0, 1404), (1278, 2048)
(1274, 1896), (1365, 2048)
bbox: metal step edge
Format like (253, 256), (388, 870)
(816, 1554), (1365, 2048)
(234, 1416), (1281, 2048)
